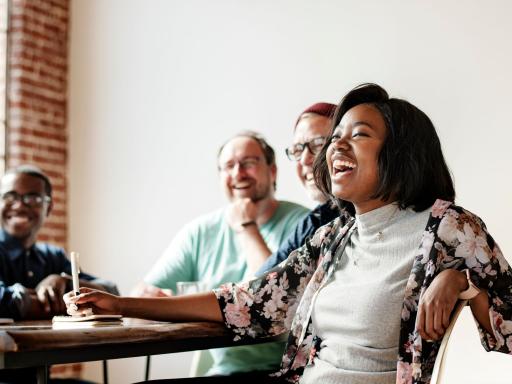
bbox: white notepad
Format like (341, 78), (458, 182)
(53, 314), (122, 322)
(52, 314), (122, 328)
(0, 318), (14, 324)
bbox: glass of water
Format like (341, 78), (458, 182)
(175, 281), (208, 296)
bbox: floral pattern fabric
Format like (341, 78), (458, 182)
(214, 200), (512, 383)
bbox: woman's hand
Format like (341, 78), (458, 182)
(416, 269), (467, 341)
(63, 287), (121, 316)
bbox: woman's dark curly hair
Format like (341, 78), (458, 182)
(313, 83), (455, 215)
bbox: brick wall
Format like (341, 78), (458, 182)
(4, 1), (82, 379)
(6, 0), (69, 249)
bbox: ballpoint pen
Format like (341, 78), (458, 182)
(70, 251), (80, 296)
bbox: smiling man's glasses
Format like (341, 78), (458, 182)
(1, 191), (52, 208)
(219, 156), (261, 173)
(285, 137), (326, 161)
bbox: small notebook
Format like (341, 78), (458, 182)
(52, 314), (122, 328)
(53, 314), (122, 322)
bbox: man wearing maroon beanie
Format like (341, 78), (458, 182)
(256, 102), (344, 274)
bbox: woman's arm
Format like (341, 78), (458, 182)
(417, 269), (492, 341)
(121, 292), (223, 322)
(65, 287), (223, 323)
(469, 289), (492, 334)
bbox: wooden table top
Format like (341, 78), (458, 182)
(0, 318), (283, 369)
(0, 319), (231, 353)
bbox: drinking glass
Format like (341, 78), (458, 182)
(175, 281), (208, 296)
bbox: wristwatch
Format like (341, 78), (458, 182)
(236, 220), (257, 233)
(458, 269), (481, 300)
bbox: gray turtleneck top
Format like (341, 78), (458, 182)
(301, 203), (431, 384)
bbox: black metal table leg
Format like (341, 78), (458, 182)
(36, 365), (48, 384)
(103, 360), (109, 384)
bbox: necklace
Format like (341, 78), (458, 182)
(350, 204), (399, 266)
(375, 204), (399, 241)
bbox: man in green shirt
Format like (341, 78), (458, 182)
(133, 131), (308, 375)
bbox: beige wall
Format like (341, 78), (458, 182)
(69, 0), (512, 382)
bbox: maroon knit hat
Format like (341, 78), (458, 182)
(295, 102), (337, 128)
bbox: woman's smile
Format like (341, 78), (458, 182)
(331, 157), (357, 180)
(326, 103), (388, 214)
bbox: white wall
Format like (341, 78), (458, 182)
(68, 1), (512, 382)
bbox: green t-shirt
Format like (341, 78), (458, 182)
(145, 200), (308, 375)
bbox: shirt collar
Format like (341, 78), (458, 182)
(0, 228), (34, 259)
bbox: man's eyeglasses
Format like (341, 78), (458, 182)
(1, 191), (51, 208)
(219, 156), (261, 173)
(285, 137), (326, 161)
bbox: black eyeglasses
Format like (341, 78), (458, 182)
(1, 191), (51, 208)
(285, 137), (326, 161)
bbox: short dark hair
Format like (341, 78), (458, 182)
(3, 164), (53, 197)
(314, 83), (455, 214)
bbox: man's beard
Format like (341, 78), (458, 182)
(234, 184), (271, 203)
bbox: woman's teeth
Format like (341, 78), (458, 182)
(333, 159), (356, 172)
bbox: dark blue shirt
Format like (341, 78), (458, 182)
(0, 229), (117, 319)
(256, 201), (341, 275)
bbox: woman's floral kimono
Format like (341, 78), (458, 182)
(214, 200), (512, 383)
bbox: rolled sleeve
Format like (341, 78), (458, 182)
(0, 283), (32, 319)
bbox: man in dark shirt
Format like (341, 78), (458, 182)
(257, 103), (343, 274)
(0, 165), (118, 320)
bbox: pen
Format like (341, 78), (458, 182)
(70, 251), (80, 296)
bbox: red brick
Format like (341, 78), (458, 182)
(6, 0), (70, 253)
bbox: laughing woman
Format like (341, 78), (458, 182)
(65, 84), (512, 384)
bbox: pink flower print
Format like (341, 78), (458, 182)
(269, 323), (287, 335)
(279, 273), (290, 291)
(291, 336), (312, 370)
(490, 310), (505, 348)
(310, 226), (331, 247)
(404, 273), (418, 298)
(263, 299), (279, 319)
(455, 222), (490, 267)
(218, 283), (232, 296)
(425, 259), (436, 277)
(271, 285), (286, 310)
(437, 214), (459, 246)
(497, 312), (512, 336)
(506, 336), (512, 352)
(493, 245), (509, 273)
(431, 200), (451, 218)
(308, 347), (317, 364)
(417, 231), (434, 264)
(234, 286), (254, 307)
(224, 303), (251, 328)
(284, 300), (300, 330)
(396, 361), (413, 384)
(403, 339), (414, 354)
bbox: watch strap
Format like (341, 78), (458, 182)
(458, 269), (480, 300)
